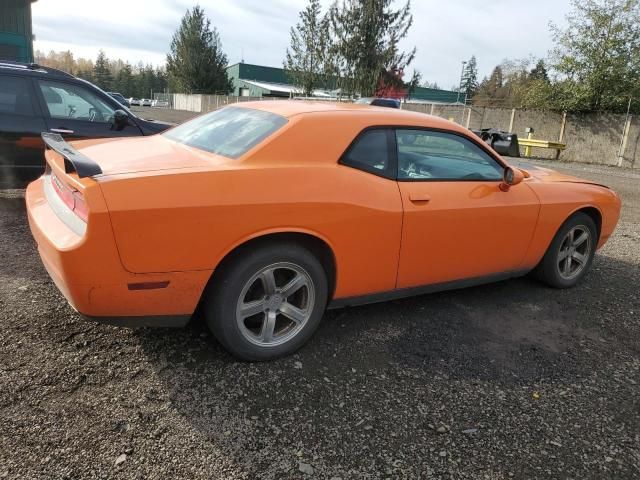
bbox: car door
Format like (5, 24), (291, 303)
(0, 74), (48, 187)
(395, 128), (540, 289)
(34, 78), (143, 141)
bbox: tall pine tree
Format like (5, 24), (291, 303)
(284, 0), (330, 97)
(329, 0), (416, 97)
(167, 6), (232, 94)
(460, 55), (479, 99)
(93, 50), (113, 91)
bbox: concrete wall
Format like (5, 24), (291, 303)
(165, 93), (284, 113)
(404, 103), (637, 168)
(159, 94), (638, 168)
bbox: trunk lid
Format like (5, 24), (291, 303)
(70, 135), (231, 177)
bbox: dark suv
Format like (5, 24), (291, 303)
(0, 62), (172, 187)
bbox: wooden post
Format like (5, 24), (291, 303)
(558, 112), (567, 142)
(556, 112), (568, 159)
(465, 108), (472, 128)
(617, 115), (632, 167)
(508, 108), (515, 132)
(430, 103), (435, 115)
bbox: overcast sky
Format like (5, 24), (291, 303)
(32, 0), (572, 89)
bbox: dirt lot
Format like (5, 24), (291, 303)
(0, 159), (639, 479)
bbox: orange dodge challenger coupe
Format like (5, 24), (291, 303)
(26, 101), (621, 360)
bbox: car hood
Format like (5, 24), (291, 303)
(70, 135), (231, 177)
(515, 162), (610, 188)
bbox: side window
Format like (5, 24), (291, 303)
(396, 129), (503, 181)
(0, 75), (34, 116)
(341, 129), (391, 177)
(37, 80), (115, 123)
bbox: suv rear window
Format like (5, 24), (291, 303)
(164, 107), (288, 159)
(0, 75), (34, 116)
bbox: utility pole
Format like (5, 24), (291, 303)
(456, 61), (467, 124)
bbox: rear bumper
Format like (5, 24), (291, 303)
(26, 176), (210, 324)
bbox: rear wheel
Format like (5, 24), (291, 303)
(205, 243), (328, 361)
(534, 212), (597, 288)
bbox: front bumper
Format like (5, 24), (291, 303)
(26, 176), (210, 325)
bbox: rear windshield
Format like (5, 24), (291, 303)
(164, 107), (288, 159)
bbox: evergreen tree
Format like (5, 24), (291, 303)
(114, 63), (134, 96)
(166, 6), (233, 94)
(529, 59), (549, 82)
(460, 55), (479, 98)
(93, 50), (113, 91)
(329, 0), (416, 97)
(284, 0), (330, 96)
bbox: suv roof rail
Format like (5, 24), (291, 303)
(0, 60), (74, 78)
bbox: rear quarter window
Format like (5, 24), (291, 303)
(163, 107), (288, 159)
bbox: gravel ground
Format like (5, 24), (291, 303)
(1, 160), (639, 479)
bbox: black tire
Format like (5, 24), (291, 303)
(204, 242), (328, 361)
(533, 212), (598, 289)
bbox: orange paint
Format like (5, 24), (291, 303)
(26, 101), (621, 321)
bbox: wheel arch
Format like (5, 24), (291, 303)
(571, 205), (602, 240)
(200, 229), (338, 307)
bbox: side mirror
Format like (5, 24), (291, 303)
(500, 166), (524, 192)
(112, 109), (129, 131)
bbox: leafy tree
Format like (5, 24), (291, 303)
(92, 50), (113, 91)
(166, 6), (232, 94)
(329, 0), (416, 97)
(460, 55), (479, 98)
(284, 0), (330, 96)
(551, 0), (640, 112)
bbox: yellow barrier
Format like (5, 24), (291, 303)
(520, 131), (566, 159)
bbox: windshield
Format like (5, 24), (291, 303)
(163, 107), (288, 159)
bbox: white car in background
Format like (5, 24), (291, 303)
(152, 99), (169, 107)
(129, 98), (141, 106)
(140, 98), (153, 107)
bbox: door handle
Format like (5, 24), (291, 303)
(409, 192), (431, 203)
(50, 128), (74, 134)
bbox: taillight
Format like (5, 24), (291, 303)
(51, 172), (89, 222)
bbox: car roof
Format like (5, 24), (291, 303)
(0, 61), (75, 79)
(233, 100), (464, 131)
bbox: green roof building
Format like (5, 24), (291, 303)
(409, 86), (462, 104)
(226, 62), (461, 103)
(0, 0), (37, 63)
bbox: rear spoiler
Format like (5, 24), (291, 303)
(41, 132), (102, 178)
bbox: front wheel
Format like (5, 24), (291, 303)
(205, 243), (328, 361)
(534, 212), (598, 288)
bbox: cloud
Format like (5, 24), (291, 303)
(32, 0), (571, 88)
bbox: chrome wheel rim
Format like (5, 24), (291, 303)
(235, 262), (315, 347)
(557, 225), (591, 280)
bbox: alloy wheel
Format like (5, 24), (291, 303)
(235, 262), (315, 347)
(557, 225), (592, 280)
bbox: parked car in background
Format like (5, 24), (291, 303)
(152, 99), (169, 108)
(0, 61), (173, 187)
(108, 92), (130, 108)
(25, 101), (621, 361)
(140, 98), (152, 107)
(355, 97), (401, 108)
(129, 98), (141, 106)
